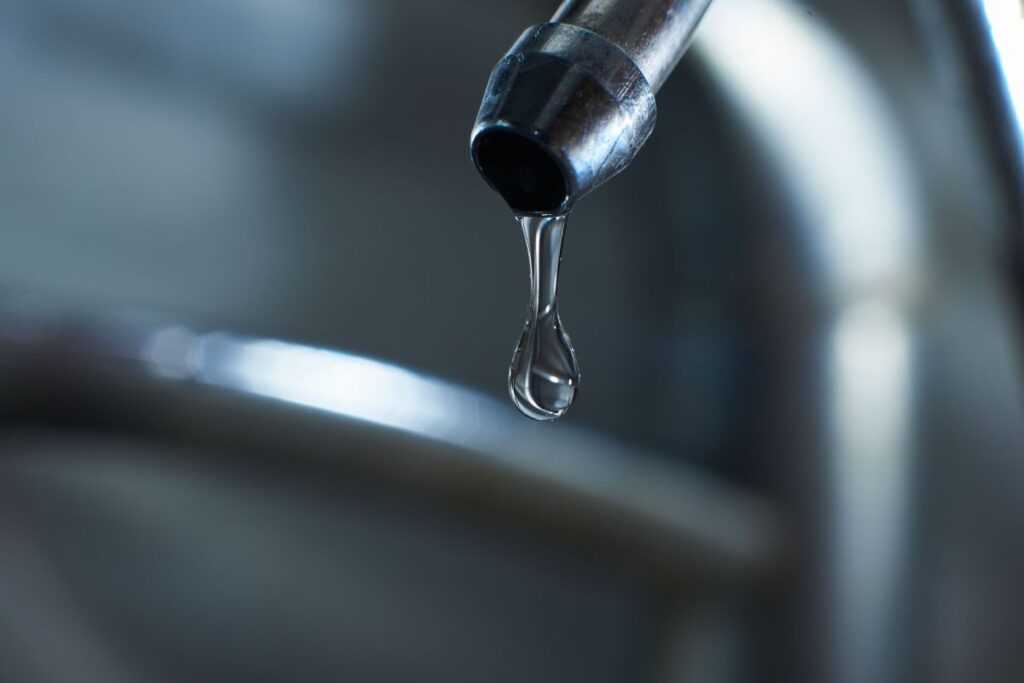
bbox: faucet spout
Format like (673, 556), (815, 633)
(470, 0), (712, 214)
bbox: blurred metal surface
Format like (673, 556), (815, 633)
(0, 308), (784, 588)
(0, 307), (782, 683)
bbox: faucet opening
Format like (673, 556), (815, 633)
(473, 129), (568, 215)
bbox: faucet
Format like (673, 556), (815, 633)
(470, 0), (713, 215)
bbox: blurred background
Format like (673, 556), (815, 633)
(0, 0), (1022, 681)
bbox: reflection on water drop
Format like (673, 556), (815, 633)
(508, 213), (580, 421)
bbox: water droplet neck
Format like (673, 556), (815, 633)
(508, 213), (581, 420)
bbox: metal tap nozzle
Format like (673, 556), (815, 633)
(470, 0), (713, 214)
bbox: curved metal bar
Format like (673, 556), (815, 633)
(0, 306), (786, 593)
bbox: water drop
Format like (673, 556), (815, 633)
(508, 213), (580, 421)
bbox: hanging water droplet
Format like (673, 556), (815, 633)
(508, 213), (580, 421)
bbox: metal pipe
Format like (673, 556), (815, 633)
(470, 0), (713, 215)
(552, 0), (711, 90)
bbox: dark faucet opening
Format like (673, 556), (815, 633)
(472, 129), (568, 215)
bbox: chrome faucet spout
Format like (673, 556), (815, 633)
(470, 0), (713, 215)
